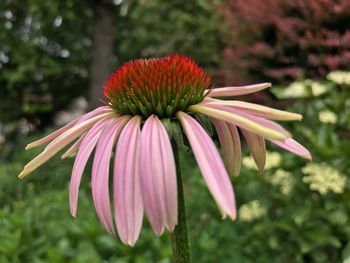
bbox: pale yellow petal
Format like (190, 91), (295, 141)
(190, 104), (286, 140)
(61, 135), (85, 159)
(19, 112), (114, 178)
(205, 100), (302, 121)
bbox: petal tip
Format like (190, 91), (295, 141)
(153, 227), (164, 236)
(227, 165), (241, 177)
(167, 223), (177, 233)
(61, 151), (74, 159)
(229, 213), (237, 221)
(128, 242), (136, 247)
(258, 169), (265, 175)
(18, 170), (26, 179)
(120, 237), (137, 247)
(305, 152), (312, 161)
(25, 144), (32, 150)
(70, 207), (77, 217)
(221, 210), (237, 221)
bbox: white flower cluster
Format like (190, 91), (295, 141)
(242, 156), (256, 169)
(282, 80), (329, 98)
(268, 169), (294, 195)
(302, 163), (347, 195)
(265, 152), (282, 169)
(283, 82), (308, 98)
(318, 110), (337, 124)
(310, 81), (328, 96)
(327, 71), (350, 85)
(243, 151), (282, 170)
(238, 200), (266, 222)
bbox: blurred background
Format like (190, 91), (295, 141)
(0, 0), (350, 262)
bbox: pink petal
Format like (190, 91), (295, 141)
(91, 116), (128, 236)
(26, 106), (112, 149)
(76, 106), (112, 124)
(214, 104), (291, 137)
(61, 134), (85, 159)
(269, 138), (312, 160)
(205, 99), (302, 121)
(177, 111), (236, 220)
(191, 104), (288, 140)
(114, 116), (143, 246)
(69, 119), (111, 217)
(140, 115), (178, 235)
(241, 129), (266, 174)
(212, 119), (241, 177)
(207, 83), (271, 97)
(18, 111), (114, 178)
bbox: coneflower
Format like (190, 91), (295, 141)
(19, 54), (311, 261)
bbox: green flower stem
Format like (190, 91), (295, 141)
(169, 141), (192, 263)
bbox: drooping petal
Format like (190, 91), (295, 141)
(61, 135), (85, 159)
(91, 116), (129, 236)
(26, 106), (112, 149)
(190, 104), (287, 140)
(200, 104), (291, 138)
(212, 119), (241, 177)
(205, 100), (302, 121)
(241, 129), (266, 174)
(177, 111), (236, 220)
(114, 116), (143, 246)
(140, 115), (178, 235)
(206, 83), (271, 97)
(18, 111), (114, 178)
(230, 107), (291, 138)
(269, 138), (312, 160)
(69, 119), (112, 217)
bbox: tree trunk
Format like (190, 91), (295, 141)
(89, 0), (115, 109)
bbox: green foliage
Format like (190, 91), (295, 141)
(0, 0), (223, 125)
(0, 190), (172, 263)
(116, 0), (224, 70)
(0, 0), (92, 123)
(0, 151), (171, 263)
(185, 151), (349, 262)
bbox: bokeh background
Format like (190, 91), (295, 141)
(1, 0), (350, 262)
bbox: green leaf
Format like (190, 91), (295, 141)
(340, 139), (350, 158)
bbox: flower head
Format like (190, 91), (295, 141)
(103, 54), (211, 118)
(19, 54), (311, 245)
